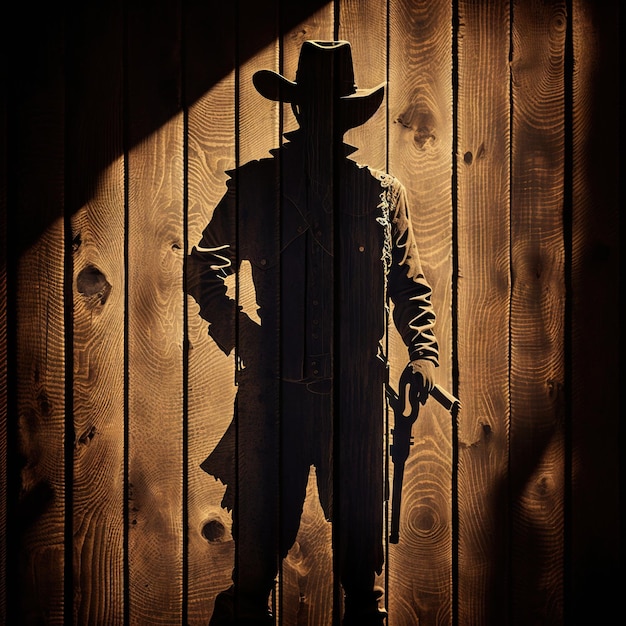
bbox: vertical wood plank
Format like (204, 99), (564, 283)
(185, 2), (237, 624)
(10, 6), (67, 622)
(186, 0), (283, 623)
(66, 4), (126, 624)
(239, 0), (280, 165)
(336, 0), (389, 621)
(278, 4), (336, 625)
(387, 1), (453, 624)
(510, 0), (567, 622)
(456, 2), (511, 624)
(126, 2), (185, 622)
(236, 2), (281, 620)
(570, 1), (620, 623)
(340, 0), (388, 171)
(15, 204), (67, 626)
(280, 1), (335, 138)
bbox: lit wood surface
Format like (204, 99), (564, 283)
(185, 2), (238, 624)
(387, 1), (454, 623)
(456, 1), (511, 624)
(127, 3), (185, 622)
(69, 4), (126, 623)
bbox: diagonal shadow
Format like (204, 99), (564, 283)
(5, 0), (330, 256)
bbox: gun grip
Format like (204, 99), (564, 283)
(398, 367), (420, 422)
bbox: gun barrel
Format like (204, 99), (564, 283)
(431, 384), (460, 412)
(389, 461), (405, 543)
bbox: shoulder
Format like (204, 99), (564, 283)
(367, 168), (406, 197)
(366, 168), (408, 214)
(225, 155), (276, 182)
(221, 157), (279, 208)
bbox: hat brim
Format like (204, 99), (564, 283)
(252, 69), (385, 129)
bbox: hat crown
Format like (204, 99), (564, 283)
(294, 40), (357, 99)
(251, 39), (385, 131)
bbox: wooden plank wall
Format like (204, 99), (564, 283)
(456, 2), (511, 623)
(1, 1), (619, 624)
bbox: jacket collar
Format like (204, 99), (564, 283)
(278, 131), (373, 218)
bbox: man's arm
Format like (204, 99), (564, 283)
(187, 176), (242, 356)
(387, 181), (439, 367)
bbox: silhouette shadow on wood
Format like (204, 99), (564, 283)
(5, 0), (331, 257)
(186, 40), (440, 626)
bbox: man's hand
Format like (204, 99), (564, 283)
(400, 359), (436, 407)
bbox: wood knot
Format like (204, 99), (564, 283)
(550, 11), (567, 35)
(76, 265), (111, 308)
(395, 104), (436, 149)
(201, 518), (227, 543)
(37, 389), (52, 417)
(463, 143), (485, 166)
(415, 510), (436, 532)
(76, 425), (97, 447)
(413, 125), (436, 149)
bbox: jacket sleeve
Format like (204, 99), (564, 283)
(186, 176), (240, 356)
(386, 180), (439, 366)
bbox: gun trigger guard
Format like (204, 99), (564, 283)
(398, 369), (420, 422)
(402, 383), (413, 418)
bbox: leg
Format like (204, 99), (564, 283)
(338, 367), (387, 625)
(209, 372), (279, 625)
(209, 378), (313, 626)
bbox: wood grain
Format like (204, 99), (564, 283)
(510, 0), (567, 622)
(11, 9), (67, 621)
(570, 1), (620, 623)
(12, 262), (69, 626)
(340, 0), (388, 172)
(185, 2), (238, 623)
(238, 2), (280, 167)
(387, 1), (453, 623)
(126, 2), (185, 622)
(15, 197), (67, 622)
(67, 6), (126, 623)
(456, 2), (511, 624)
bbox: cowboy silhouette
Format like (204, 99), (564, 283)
(187, 40), (439, 626)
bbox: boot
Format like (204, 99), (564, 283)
(342, 586), (387, 626)
(209, 586), (274, 626)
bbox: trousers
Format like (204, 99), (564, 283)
(206, 363), (386, 608)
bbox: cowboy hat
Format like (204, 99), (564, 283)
(253, 40), (385, 130)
